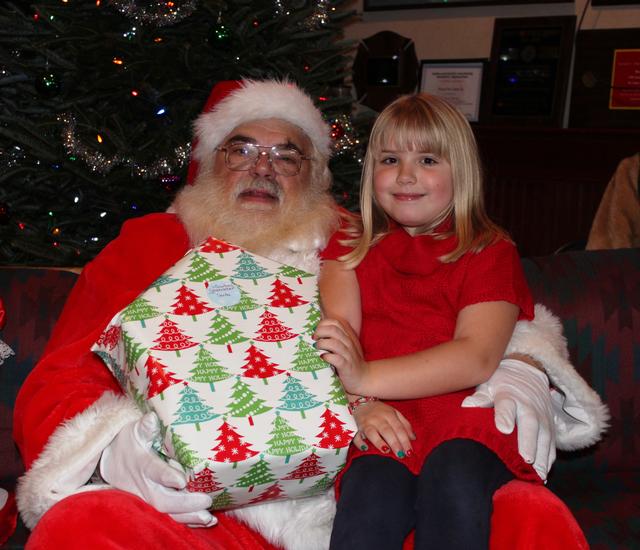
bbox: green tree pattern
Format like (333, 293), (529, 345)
(265, 412), (309, 464)
(189, 345), (231, 392)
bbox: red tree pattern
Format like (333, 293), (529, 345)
(241, 343), (285, 381)
(200, 237), (239, 256)
(282, 450), (326, 482)
(267, 278), (308, 311)
(145, 355), (182, 399)
(171, 283), (213, 319)
(248, 482), (285, 505)
(187, 465), (224, 493)
(315, 408), (354, 451)
(150, 317), (198, 356)
(254, 310), (297, 347)
(210, 420), (258, 466)
(96, 325), (121, 350)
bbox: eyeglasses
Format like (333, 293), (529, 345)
(217, 142), (311, 177)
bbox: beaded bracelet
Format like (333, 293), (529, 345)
(347, 395), (378, 414)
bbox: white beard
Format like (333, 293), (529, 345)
(172, 171), (339, 275)
(171, 171), (339, 550)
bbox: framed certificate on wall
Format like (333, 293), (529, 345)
(420, 59), (486, 122)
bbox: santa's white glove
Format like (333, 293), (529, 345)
(100, 412), (216, 527)
(461, 358), (556, 481)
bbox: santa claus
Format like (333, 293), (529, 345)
(14, 79), (606, 549)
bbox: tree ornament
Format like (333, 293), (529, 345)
(160, 174), (181, 192)
(302, 0), (330, 30)
(0, 202), (9, 225)
(35, 71), (62, 98)
(109, 0), (198, 27)
(329, 114), (359, 157)
(212, 12), (229, 43)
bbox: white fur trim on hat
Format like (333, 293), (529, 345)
(193, 79), (331, 163)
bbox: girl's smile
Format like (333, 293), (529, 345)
(373, 148), (453, 233)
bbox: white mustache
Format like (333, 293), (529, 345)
(234, 178), (283, 200)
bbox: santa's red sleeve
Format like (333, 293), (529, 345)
(13, 213), (191, 529)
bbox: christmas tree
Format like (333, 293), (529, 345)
(291, 335), (327, 379)
(303, 472), (335, 496)
(227, 376), (272, 426)
(185, 251), (224, 283)
(267, 278), (308, 312)
(173, 382), (218, 430)
(145, 354), (182, 399)
(150, 316), (198, 356)
(283, 449), (326, 482)
(248, 482), (285, 505)
(278, 264), (313, 285)
(200, 237), (238, 256)
(122, 331), (147, 373)
(265, 412), (309, 464)
(121, 296), (162, 328)
(277, 373), (322, 419)
(172, 430), (201, 469)
(95, 325), (121, 350)
(189, 344), (231, 391)
(328, 374), (348, 406)
(240, 342), (284, 383)
(232, 251), (271, 285)
(205, 310), (248, 353)
(211, 488), (235, 509)
(210, 419), (258, 467)
(186, 463), (223, 493)
(315, 406), (353, 452)
(234, 454), (276, 492)
(0, 0), (363, 266)
(303, 302), (322, 334)
(170, 282), (214, 320)
(148, 274), (179, 293)
(254, 309), (297, 348)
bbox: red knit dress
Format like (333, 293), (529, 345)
(321, 224), (542, 490)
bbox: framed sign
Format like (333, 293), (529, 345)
(420, 59), (486, 122)
(570, 29), (640, 128)
(479, 16), (576, 127)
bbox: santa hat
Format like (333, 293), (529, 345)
(187, 79), (331, 185)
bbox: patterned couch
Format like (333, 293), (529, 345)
(1, 248), (638, 549)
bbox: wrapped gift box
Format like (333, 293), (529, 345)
(92, 237), (355, 510)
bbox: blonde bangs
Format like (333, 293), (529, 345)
(368, 98), (450, 162)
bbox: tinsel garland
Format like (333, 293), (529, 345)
(59, 114), (190, 179)
(108, 0), (198, 27)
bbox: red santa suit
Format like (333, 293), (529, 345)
(13, 80), (606, 550)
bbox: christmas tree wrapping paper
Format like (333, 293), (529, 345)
(92, 237), (355, 510)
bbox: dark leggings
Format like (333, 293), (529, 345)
(329, 439), (515, 550)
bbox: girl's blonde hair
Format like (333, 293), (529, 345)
(343, 93), (508, 267)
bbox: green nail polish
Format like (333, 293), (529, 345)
(397, 450), (405, 459)
(360, 445), (368, 451)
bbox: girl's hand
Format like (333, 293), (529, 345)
(314, 318), (368, 395)
(352, 401), (416, 459)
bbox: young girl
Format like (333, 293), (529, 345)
(314, 93), (542, 550)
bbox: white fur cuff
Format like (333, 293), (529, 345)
(16, 392), (142, 529)
(507, 304), (610, 450)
